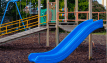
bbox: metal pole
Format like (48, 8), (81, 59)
(1, 1), (26, 31)
(15, 2), (26, 31)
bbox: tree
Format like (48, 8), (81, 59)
(92, 1), (106, 21)
(0, 0), (105, 22)
(0, 0), (3, 16)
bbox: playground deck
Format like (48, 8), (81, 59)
(0, 32), (105, 63)
(59, 25), (77, 32)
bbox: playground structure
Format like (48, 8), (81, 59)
(0, 0), (106, 62)
(28, 19), (103, 63)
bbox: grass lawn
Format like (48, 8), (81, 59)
(92, 32), (106, 35)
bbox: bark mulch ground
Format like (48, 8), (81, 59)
(0, 32), (106, 63)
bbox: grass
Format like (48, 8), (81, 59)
(63, 31), (106, 35)
(92, 32), (106, 35)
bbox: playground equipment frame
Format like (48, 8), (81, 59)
(0, 0), (106, 62)
(37, 0), (107, 60)
(1, 1), (26, 31)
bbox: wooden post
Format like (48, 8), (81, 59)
(98, 13), (99, 20)
(56, 0), (59, 46)
(38, 0), (41, 27)
(53, 2), (56, 21)
(46, 0), (49, 46)
(75, 0), (78, 25)
(38, 0), (41, 44)
(87, 13), (88, 20)
(67, 8), (68, 19)
(89, 0), (92, 60)
(64, 0), (67, 22)
(102, 0), (104, 6)
(64, 0), (67, 36)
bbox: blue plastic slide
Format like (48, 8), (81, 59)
(28, 19), (103, 63)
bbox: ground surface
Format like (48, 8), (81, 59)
(0, 32), (106, 63)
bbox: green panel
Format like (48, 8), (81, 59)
(40, 8), (56, 25)
(41, 9), (47, 25)
(50, 9), (56, 23)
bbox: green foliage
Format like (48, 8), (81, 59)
(0, 0), (106, 22)
(92, 1), (106, 20)
(59, 0), (64, 9)
(78, 0), (88, 19)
